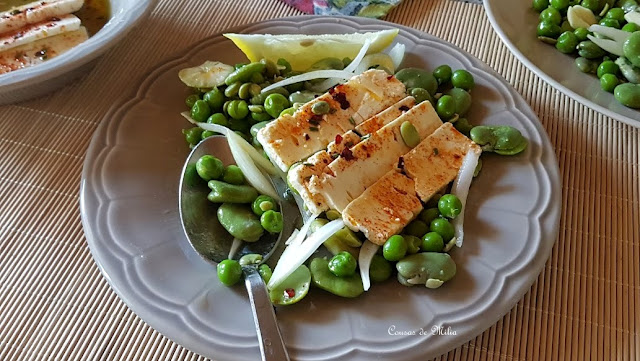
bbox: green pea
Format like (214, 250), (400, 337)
(430, 218), (455, 242)
(222, 165), (245, 185)
(623, 32), (640, 67)
(203, 88), (225, 110)
(277, 58), (292, 74)
(369, 255), (392, 282)
(207, 180), (258, 203)
(251, 111), (272, 123)
(581, 0), (603, 12)
(217, 259), (242, 286)
(190, 99), (211, 123)
(551, 0), (571, 10)
(403, 235), (422, 254)
(264, 93), (290, 118)
(597, 60), (620, 78)
(201, 130), (215, 140)
(260, 58), (279, 77)
(258, 264), (272, 283)
(622, 23), (639, 32)
(599, 17), (621, 28)
(224, 81), (242, 98)
(311, 100), (331, 115)
(453, 117), (474, 136)
(404, 220), (429, 238)
(438, 194), (463, 219)
(575, 57), (598, 73)
(237, 83), (253, 99)
(325, 209), (341, 220)
(421, 232), (444, 252)
(310, 258), (363, 298)
(252, 195), (279, 216)
(620, 0), (638, 12)
(533, 0), (550, 11)
(556, 31), (579, 53)
(400, 121), (420, 147)
(383, 235), (408, 261)
(419, 208), (440, 225)
(537, 21), (562, 38)
(217, 203), (264, 242)
(328, 251), (357, 277)
(433, 64), (453, 85)
(395, 68), (438, 96)
(605, 7), (625, 20)
(239, 253), (263, 266)
(578, 40), (606, 58)
(447, 88), (472, 116)
(207, 112), (228, 126)
(196, 155), (224, 181)
(225, 62), (266, 85)
(227, 100), (249, 120)
(410, 87), (434, 104)
(574, 27), (589, 41)
(260, 210), (283, 233)
(436, 95), (456, 120)
(185, 94), (200, 109)
(470, 125), (529, 155)
(183, 127), (204, 147)
(451, 69), (475, 90)
(614, 83), (640, 108)
(540, 7), (562, 24)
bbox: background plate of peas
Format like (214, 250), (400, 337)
(80, 15), (561, 361)
(485, 0), (640, 126)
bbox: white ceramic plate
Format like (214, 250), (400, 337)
(80, 16), (561, 361)
(484, 0), (640, 127)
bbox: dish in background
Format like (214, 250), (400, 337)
(0, 0), (156, 105)
(80, 16), (561, 361)
(484, 0), (640, 127)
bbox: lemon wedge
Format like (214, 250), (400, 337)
(224, 29), (399, 71)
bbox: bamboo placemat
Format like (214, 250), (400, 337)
(0, 0), (638, 360)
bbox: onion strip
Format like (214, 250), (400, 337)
(358, 241), (379, 291)
(388, 43), (405, 70)
(587, 35), (624, 56)
(228, 238), (243, 259)
(450, 149), (481, 247)
(267, 218), (344, 289)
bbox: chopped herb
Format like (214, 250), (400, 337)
(303, 163), (314, 167)
(433, 148), (439, 155)
(348, 116), (356, 125)
(361, 134), (371, 141)
(329, 107), (337, 114)
(309, 126), (319, 132)
(10, 9), (21, 15)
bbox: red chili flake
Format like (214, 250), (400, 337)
(340, 148), (355, 161)
(335, 134), (343, 145)
(284, 288), (295, 298)
(304, 133), (310, 140)
(332, 92), (350, 110)
(308, 114), (323, 125)
(387, 75), (394, 80)
(399, 105), (410, 112)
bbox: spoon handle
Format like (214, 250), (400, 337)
(244, 268), (290, 361)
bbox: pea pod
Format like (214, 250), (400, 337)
(310, 258), (364, 298)
(614, 83), (640, 108)
(396, 252), (457, 288)
(216, 203), (264, 242)
(268, 264), (311, 305)
(395, 68), (438, 96)
(225, 62), (266, 85)
(207, 180), (258, 203)
(469, 125), (528, 155)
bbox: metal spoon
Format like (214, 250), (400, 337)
(179, 135), (296, 361)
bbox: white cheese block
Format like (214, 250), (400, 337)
(257, 69), (406, 171)
(342, 170), (422, 245)
(355, 96), (415, 135)
(309, 100), (442, 212)
(0, 0), (84, 35)
(0, 13), (81, 52)
(0, 26), (87, 74)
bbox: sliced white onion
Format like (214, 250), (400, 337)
(354, 53), (396, 75)
(625, 11), (640, 27)
(343, 38), (372, 73)
(228, 238), (243, 259)
(268, 218), (344, 289)
(387, 43), (405, 70)
(588, 24), (631, 43)
(450, 149), (481, 248)
(226, 133), (280, 200)
(261, 70), (356, 93)
(284, 229), (300, 245)
(587, 35), (624, 57)
(358, 240), (379, 291)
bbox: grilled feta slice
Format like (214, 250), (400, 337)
(309, 100), (442, 212)
(0, 14), (81, 52)
(401, 122), (481, 203)
(257, 69), (405, 171)
(343, 170), (422, 245)
(0, 0), (84, 35)
(0, 26), (87, 74)
(355, 96), (415, 135)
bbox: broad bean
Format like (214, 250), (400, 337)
(310, 258), (364, 298)
(614, 83), (640, 108)
(395, 68), (438, 96)
(396, 252), (457, 288)
(469, 125), (529, 155)
(217, 203), (264, 242)
(207, 180), (258, 203)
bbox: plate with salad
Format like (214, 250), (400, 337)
(485, 0), (640, 126)
(81, 16), (561, 361)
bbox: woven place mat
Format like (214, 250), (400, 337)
(0, 0), (638, 360)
